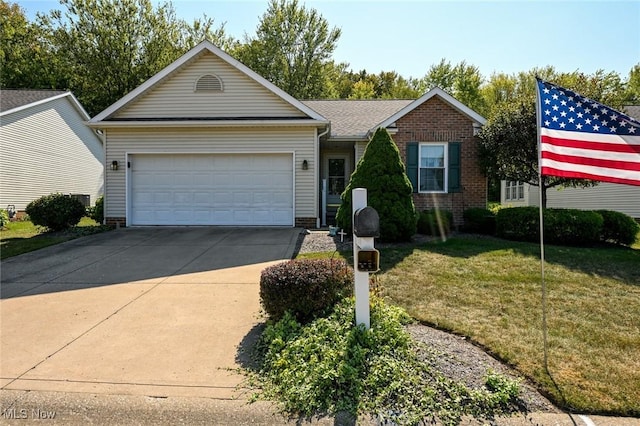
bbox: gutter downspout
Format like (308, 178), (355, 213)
(316, 124), (330, 229)
(95, 127), (107, 225)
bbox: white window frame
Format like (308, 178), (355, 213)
(418, 142), (448, 194)
(505, 181), (525, 200)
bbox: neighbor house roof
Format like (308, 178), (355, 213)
(624, 105), (640, 120)
(0, 89), (69, 114)
(302, 99), (412, 139)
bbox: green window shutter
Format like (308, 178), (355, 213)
(448, 142), (461, 193)
(406, 142), (419, 193)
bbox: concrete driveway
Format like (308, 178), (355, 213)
(1, 227), (301, 400)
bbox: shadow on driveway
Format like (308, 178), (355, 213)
(1, 227), (302, 299)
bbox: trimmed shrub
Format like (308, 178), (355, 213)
(0, 209), (9, 228)
(336, 128), (416, 242)
(260, 259), (354, 323)
(544, 209), (603, 245)
(417, 209), (452, 236)
(89, 196), (104, 224)
(463, 207), (496, 235)
(597, 210), (639, 246)
(496, 207), (603, 245)
(496, 207), (539, 242)
(25, 193), (86, 231)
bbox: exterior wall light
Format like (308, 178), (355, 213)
(111, 160), (119, 171)
(302, 159), (309, 170)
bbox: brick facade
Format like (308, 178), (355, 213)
(393, 97), (487, 227)
(295, 217), (317, 228)
(106, 217), (126, 227)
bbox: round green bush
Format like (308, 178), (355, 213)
(260, 259), (354, 323)
(90, 196), (104, 224)
(463, 207), (496, 235)
(417, 209), (452, 236)
(597, 210), (639, 246)
(25, 193), (86, 231)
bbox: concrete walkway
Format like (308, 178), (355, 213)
(1, 227), (638, 425)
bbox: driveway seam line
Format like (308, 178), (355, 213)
(1, 281), (165, 389)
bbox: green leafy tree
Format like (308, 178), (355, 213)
(234, 0), (340, 99)
(421, 58), (486, 114)
(37, 0), (231, 115)
(336, 128), (416, 242)
(478, 99), (597, 208)
(624, 64), (640, 104)
(0, 1), (62, 88)
(348, 79), (376, 99)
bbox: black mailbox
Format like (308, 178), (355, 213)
(353, 207), (380, 237)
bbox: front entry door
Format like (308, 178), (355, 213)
(326, 155), (349, 205)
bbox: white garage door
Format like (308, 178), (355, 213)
(130, 154), (293, 226)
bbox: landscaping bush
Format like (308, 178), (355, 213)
(417, 209), (452, 236)
(251, 298), (522, 425)
(260, 259), (354, 323)
(336, 128), (416, 242)
(89, 196), (104, 224)
(25, 193), (86, 231)
(0, 209), (9, 228)
(463, 207), (496, 235)
(496, 207), (603, 245)
(597, 210), (639, 246)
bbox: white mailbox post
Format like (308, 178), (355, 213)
(352, 188), (380, 329)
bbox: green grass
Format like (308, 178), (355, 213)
(299, 235), (640, 416)
(0, 218), (112, 259)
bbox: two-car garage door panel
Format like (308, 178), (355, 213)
(131, 154), (293, 226)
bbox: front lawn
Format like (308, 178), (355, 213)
(0, 218), (112, 259)
(299, 236), (640, 416)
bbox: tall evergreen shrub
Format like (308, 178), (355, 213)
(335, 128), (417, 242)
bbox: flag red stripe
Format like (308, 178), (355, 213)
(540, 167), (640, 186)
(541, 135), (640, 154)
(541, 151), (640, 172)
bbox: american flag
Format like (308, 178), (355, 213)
(536, 78), (640, 186)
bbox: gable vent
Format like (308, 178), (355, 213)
(195, 74), (223, 92)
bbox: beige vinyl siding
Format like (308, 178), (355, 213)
(105, 127), (317, 220)
(355, 141), (368, 163)
(545, 183), (640, 219)
(115, 52), (306, 119)
(0, 97), (103, 210)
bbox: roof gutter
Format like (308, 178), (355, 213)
(87, 119), (330, 129)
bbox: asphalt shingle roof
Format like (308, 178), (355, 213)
(0, 89), (68, 113)
(303, 99), (413, 139)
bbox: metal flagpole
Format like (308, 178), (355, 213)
(535, 77), (549, 372)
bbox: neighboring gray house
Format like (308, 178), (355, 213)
(0, 90), (104, 213)
(500, 105), (640, 220)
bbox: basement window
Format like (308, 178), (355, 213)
(195, 74), (223, 92)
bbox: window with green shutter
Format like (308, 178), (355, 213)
(406, 141), (462, 193)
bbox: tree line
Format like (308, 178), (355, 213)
(2, 0), (638, 118)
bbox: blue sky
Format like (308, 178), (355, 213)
(19, 0), (640, 80)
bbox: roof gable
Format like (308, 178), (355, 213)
(376, 87), (486, 133)
(91, 40), (326, 123)
(0, 90), (90, 119)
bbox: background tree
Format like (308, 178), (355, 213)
(35, 0), (230, 116)
(0, 1), (62, 88)
(478, 98), (598, 208)
(234, 0), (340, 99)
(336, 128), (416, 242)
(623, 64), (640, 104)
